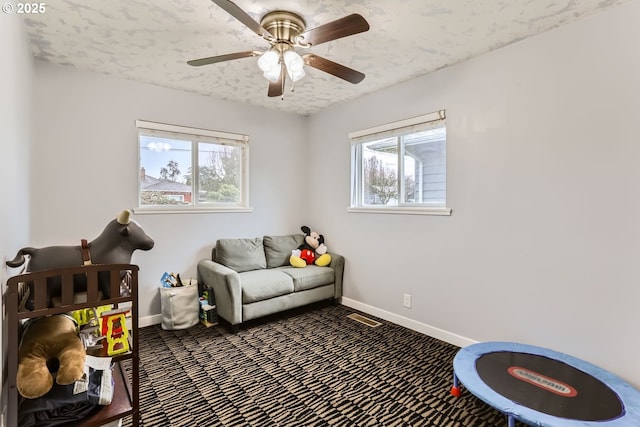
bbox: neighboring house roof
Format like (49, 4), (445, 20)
(140, 175), (191, 192)
(140, 175), (161, 189)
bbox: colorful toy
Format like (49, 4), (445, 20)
(290, 225), (332, 268)
(17, 315), (86, 399)
(100, 308), (130, 356)
(71, 306), (111, 351)
(70, 304), (111, 327)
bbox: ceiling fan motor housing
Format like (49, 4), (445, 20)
(260, 11), (306, 45)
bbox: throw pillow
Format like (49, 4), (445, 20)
(263, 234), (304, 268)
(215, 238), (266, 272)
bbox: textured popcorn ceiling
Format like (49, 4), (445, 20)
(24, 0), (629, 116)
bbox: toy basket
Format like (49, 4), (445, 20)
(159, 284), (199, 330)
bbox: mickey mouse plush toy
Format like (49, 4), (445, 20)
(290, 225), (332, 268)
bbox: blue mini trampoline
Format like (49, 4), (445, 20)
(451, 342), (640, 427)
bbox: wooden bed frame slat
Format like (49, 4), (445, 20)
(110, 270), (121, 300)
(33, 278), (47, 310)
(86, 270), (99, 303)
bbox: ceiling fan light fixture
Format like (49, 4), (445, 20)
(262, 67), (281, 83)
(189, 3), (370, 98)
(284, 50), (305, 82)
(258, 49), (281, 82)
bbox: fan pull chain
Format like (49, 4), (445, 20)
(281, 60), (286, 100)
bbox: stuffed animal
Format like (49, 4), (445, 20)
(6, 209), (154, 307)
(17, 315), (86, 399)
(290, 225), (332, 268)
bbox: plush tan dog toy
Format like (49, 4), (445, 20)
(17, 315), (85, 399)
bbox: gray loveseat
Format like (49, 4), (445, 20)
(197, 234), (344, 331)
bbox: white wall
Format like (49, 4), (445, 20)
(0, 13), (33, 426)
(0, 16), (32, 285)
(308, 1), (640, 388)
(29, 62), (309, 322)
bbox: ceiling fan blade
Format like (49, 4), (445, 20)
(187, 51), (260, 66)
(297, 14), (369, 47)
(267, 80), (283, 98)
(303, 54), (365, 84)
(268, 65), (285, 98)
(211, 0), (272, 40)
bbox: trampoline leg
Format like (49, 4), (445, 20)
(450, 372), (461, 397)
(508, 415), (515, 427)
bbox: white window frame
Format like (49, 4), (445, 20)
(349, 110), (451, 216)
(134, 120), (251, 214)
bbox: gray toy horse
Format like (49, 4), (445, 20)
(7, 209), (154, 305)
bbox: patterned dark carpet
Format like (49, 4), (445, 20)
(122, 304), (519, 426)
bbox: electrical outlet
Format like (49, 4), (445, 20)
(403, 293), (412, 308)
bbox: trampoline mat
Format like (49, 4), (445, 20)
(476, 351), (624, 421)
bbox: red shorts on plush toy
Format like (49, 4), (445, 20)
(300, 249), (315, 264)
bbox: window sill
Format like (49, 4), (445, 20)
(347, 206), (452, 216)
(133, 206), (253, 215)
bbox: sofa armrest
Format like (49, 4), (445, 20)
(328, 252), (345, 299)
(197, 259), (242, 325)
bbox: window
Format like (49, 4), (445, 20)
(136, 120), (250, 212)
(349, 110), (450, 215)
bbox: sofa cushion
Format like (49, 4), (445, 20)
(240, 270), (294, 304)
(215, 238), (266, 273)
(279, 266), (335, 292)
(263, 234), (304, 268)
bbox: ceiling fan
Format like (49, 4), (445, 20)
(188, 0), (370, 98)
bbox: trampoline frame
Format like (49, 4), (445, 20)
(451, 342), (640, 427)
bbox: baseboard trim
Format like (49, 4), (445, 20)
(340, 297), (476, 349)
(139, 299), (477, 348)
(139, 314), (162, 328)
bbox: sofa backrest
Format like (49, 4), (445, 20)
(213, 234), (304, 272)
